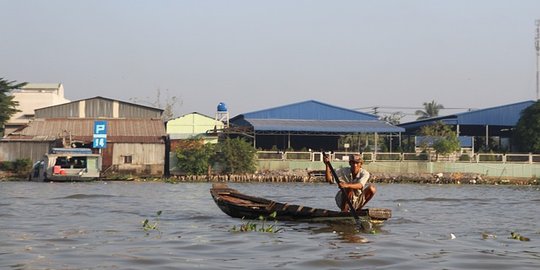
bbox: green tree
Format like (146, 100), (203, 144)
(514, 101), (540, 153)
(339, 133), (380, 152)
(381, 112), (403, 125)
(418, 121), (460, 157)
(176, 142), (215, 175)
(215, 137), (257, 174)
(415, 100), (444, 120)
(175, 137), (257, 175)
(0, 78), (26, 135)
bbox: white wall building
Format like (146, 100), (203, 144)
(5, 83), (70, 135)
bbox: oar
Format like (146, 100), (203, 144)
(324, 153), (371, 232)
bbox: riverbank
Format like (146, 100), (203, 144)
(2, 170), (538, 185)
(163, 170), (538, 185)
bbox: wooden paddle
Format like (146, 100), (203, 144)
(323, 152), (366, 231)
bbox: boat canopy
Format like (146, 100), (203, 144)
(50, 148), (93, 154)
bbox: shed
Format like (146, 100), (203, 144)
(1, 96), (167, 176)
(167, 112), (224, 146)
(1, 118), (166, 175)
(229, 100), (404, 151)
(34, 96), (163, 119)
(398, 100), (535, 151)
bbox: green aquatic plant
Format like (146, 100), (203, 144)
(359, 218), (376, 234)
(231, 212), (283, 233)
(162, 177), (180, 184)
(510, 232), (530, 241)
(142, 210), (162, 236)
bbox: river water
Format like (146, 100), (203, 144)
(1, 181), (539, 269)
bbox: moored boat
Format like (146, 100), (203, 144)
(210, 183), (391, 224)
(29, 148), (102, 182)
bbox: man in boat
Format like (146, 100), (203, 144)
(323, 154), (376, 212)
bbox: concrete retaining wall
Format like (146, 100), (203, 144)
(257, 160), (540, 179)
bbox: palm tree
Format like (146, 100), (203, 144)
(0, 78), (26, 135)
(415, 100), (444, 120)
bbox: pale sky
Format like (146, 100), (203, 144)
(2, 0), (540, 123)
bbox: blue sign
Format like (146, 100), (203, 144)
(93, 137), (107, 148)
(94, 121), (107, 135)
(93, 121), (108, 149)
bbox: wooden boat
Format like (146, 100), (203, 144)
(210, 183), (391, 224)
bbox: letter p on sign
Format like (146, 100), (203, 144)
(94, 121), (107, 135)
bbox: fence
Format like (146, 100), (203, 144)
(256, 151), (540, 164)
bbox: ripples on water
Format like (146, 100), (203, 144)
(1, 181), (539, 269)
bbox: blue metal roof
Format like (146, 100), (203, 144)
(231, 100), (404, 133)
(415, 136), (474, 148)
(243, 119), (404, 133)
(238, 100), (379, 120)
(399, 100), (536, 130)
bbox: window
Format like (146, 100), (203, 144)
(123, 155), (132, 164)
(72, 157), (86, 169)
(55, 157), (70, 169)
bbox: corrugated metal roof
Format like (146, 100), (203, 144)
(243, 119), (405, 133)
(399, 100), (536, 130)
(455, 100), (534, 125)
(35, 96), (164, 113)
(229, 100), (404, 133)
(416, 136), (474, 148)
(5, 118), (166, 143)
(169, 111), (215, 121)
(237, 100), (379, 120)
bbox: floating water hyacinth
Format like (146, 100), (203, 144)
(510, 232), (530, 241)
(360, 218), (373, 233)
(142, 210), (162, 236)
(231, 211), (283, 233)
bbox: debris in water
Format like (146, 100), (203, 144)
(510, 232), (530, 241)
(481, 232), (496, 239)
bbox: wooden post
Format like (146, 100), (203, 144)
(485, 125), (489, 149)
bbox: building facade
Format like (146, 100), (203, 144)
(5, 83), (70, 135)
(1, 97), (167, 176)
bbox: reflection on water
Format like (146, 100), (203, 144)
(0, 181), (539, 269)
(309, 223), (370, 244)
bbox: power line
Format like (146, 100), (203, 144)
(353, 106), (476, 111)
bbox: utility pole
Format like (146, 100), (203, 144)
(536, 20), (540, 100)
